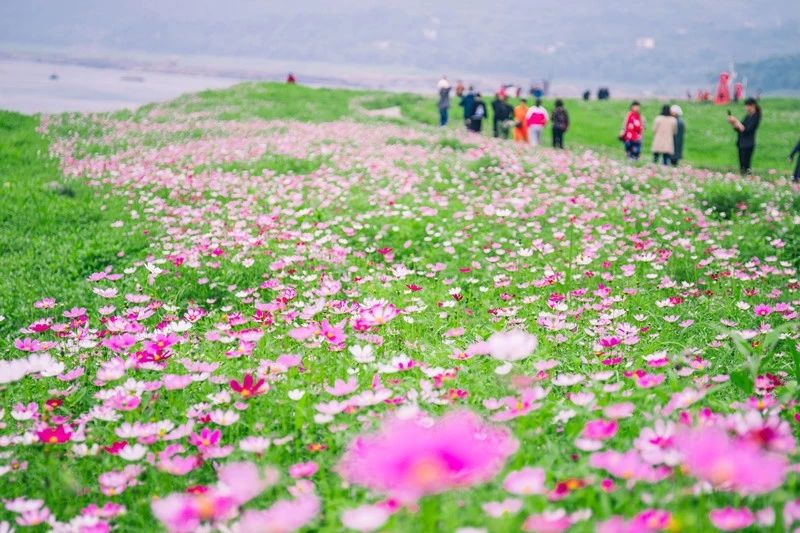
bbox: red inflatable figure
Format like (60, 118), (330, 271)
(714, 72), (731, 105)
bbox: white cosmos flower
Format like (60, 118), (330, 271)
(349, 344), (375, 364)
(210, 409), (240, 426)
(288, 389), (305, 401)
(119, 444), (148, 461)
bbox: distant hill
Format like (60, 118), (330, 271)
(736, 54), (800, 93)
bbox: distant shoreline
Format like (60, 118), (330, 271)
(0, 46), (714, 100)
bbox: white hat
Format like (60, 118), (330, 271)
(670, 104), (683, 117)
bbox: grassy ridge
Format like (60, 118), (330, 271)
(142, 82), (800, 175)
(0, 111), (148, 339)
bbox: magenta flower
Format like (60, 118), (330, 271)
(229, 373), (266, 399)
(36, 425), (72, 444)
(337, 410), (518, 501)
(581, 419), (619, 440)
(189, 427), (221, 449)
(289, 461), (319, 478)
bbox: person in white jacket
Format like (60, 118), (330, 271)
(525, 98), (549, 146)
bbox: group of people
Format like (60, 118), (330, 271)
(437, 76), (796, 179)
(437, 76), (570, 149)
(620, 96), (766, 174)
(620, 101), (685, 166)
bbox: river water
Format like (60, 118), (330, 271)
(0, 59), (241, 114)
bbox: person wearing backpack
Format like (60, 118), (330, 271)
(551, 99), (569, 149)
(469, 93), (487, 133)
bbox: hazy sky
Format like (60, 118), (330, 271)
(1, 1), (798, 85)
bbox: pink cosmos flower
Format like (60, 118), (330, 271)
(482, 498), (523, 518)
(634, 372), (665, 389)
(503, 467), (546, 495)
(708, 507), (755, 531)
(675, 426), (788, 495)
(36, 425), (72, 444)
(336, 410), (518, 502)
(589, 450), (670, 483)
(189, 427), (221, 449)
(319, 319), (347, 346)
(340, 504), (390, 532)
(581, 419), (618, 440)
(229, 373), (266, 399)
(491, 387), (547, 422)
(753, 304), (772, 317)
(486, 330), (538, 362)
(597, 509), (672, 532)
(289, 461), (318, 478)
(237, 494), (320, 533)
(152, 462), (275, 532)
(324, 377), (358, 396)
(522, 509), (572, 532)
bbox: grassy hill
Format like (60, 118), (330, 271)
(145, 82), (800, 175)
(0, 82), (799, 532)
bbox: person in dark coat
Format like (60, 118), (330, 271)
(459, 86), (475, 130)
(469, 93), (487, 133)
(670, 105), (685, 166)
(551, 99), (569, 149)
(727, 97), (761, 174)
(788, 138), (800, 182)
(491, 93), (513, 138)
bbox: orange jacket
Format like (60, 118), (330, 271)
(513, 104), (529, 142)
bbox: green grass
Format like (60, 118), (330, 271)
(0, 111), (149, 339)
(0, 82), (799, 532)
(88, 81), (799, 175)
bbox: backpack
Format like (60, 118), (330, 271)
(553, 108), (568, 130)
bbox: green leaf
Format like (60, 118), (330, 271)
(730, 369), (754, 395)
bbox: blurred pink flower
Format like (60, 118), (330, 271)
(675, 426), (788, 495)
(708, 507), (755, 531)
(503, 467), (546, 495)
(486, 330), (538, 362)
(237, 494), (320, 533)
(337, 410), (517, 501)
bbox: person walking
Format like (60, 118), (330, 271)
(492, 93), (513, 138)
(788, 138), (800, 183)
(670, 105), (685, 166)
(621, 101), (644, 160)
(525, 98), (549, 146)
(551, 99), (569, 149)
(513, 98), (529, 143)
(651, 104), (678, 165)
(727, 97), (761, 174)
(437, 76), (451, 127)
(459, 86), (475, 130)
(469, 93), (487, 133)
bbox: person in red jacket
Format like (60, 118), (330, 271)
(620, 101), (644, 160)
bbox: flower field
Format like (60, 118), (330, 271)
(1, 84), (800, 532)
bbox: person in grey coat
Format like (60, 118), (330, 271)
(670, 105), (685, 166)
